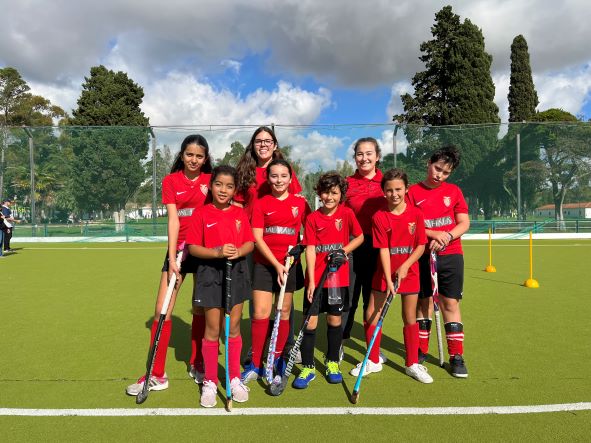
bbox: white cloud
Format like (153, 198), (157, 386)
(221, 59), (241, 75)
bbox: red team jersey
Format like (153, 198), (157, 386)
(345, 170), (387, 235)
(186, 204), (255, 249)
(303, 205), (363, 288)
(407, 181), (468, 256)
(251, 193), (311, 265)
(234, 166), (302, 216)
(161, 170), (211, 249)
(371, 206), (427, 294)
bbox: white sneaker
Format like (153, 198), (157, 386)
(294, 348), (302, 364)
(189, 365), (205, 384)
(378, 351), (388, 364)
(349, 360), (383, 377)
(125, 373), (168, 396)
(200, 380), (218, 408)
(405, 363), (434, 384)
(230, 377), (250, 403)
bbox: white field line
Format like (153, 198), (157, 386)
(1, 403), (590, 417)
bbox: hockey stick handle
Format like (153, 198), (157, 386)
(159, 248), (184, 316)
(224, 259), (232, 411)
(430, 250), (445, 367)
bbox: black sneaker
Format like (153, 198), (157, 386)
(449, 354), (468, 378)
(418, 349), (427, 364)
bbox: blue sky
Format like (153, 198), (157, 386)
(1, 0), (590, 170)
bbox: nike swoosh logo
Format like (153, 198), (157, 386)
(206, 223), (217, 228)
(317, 227), (325, 231)
(416, 199), (426, 205)
(176, 191), (187, 195)
(265, 211), (276, 216)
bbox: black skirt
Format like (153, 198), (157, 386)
(193, 257), (252, 309)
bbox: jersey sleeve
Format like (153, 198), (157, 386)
(372, 212), (389, 248)
(415, 210), (427, 246)
(161, 175), (175, 205)
(250, 199), (264, 229)
(302, 214), (317, 246)
(186, 210), (204, 246)
(454, 186), (469, 214)
(348, 209), (363, 238)
(239, 210), (255, 245)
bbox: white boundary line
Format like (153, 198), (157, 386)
(1, 403), (590, 416)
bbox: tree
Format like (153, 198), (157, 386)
(394, 5), (501, 218)
(508, 35), (538, 123)
(528, 109), (591, 222)
(0, 67), (30, 125)
(217, 141), (245, 167)
(69, 66), (150, 217)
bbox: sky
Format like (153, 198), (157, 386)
(1, 0), (590, 171)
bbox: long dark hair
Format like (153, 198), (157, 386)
(235, 126), (283, 193)
(170, 134), (213, 173)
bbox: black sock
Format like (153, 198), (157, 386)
(301, 329), (316, 366)
(326, 324), (342, 362)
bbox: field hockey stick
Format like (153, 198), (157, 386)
(224, 259), (233, 412)
(265, 245), (305, 384)
(269, 260), (333, 396)
(430, 250), (445, 368)
(136, 244), (184, 405)
(350, 279), (398, 404)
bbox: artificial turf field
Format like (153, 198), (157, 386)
(1, 239), (590, 442)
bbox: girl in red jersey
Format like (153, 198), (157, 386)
(187, 165), (255, 408)
(294, 172), (364, 389)
(343, 138), (386, 359)
(407, 145), (470, 378)
(350, 169), (432, 383)
(241, 159), (311, 384)
(126, 135), (212, 397)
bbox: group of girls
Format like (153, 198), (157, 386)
(126, 127), (470, 408)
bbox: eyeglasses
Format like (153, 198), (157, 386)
(254, 139), (275, 146)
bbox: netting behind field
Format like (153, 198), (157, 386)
(1, 123), (590, 240)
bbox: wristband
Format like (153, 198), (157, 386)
(447, 232), (454, 241)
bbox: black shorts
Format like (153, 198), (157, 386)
(252, 262), (305, 293)
(192, 258), (252, 309)
(418, 253), (464, 300)
(161, 249), (199, 274)
(303, 287), (349, 316)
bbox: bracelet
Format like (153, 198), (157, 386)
(447, 232), (454, 241)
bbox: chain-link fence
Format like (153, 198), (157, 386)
(1, 123), (590, 239)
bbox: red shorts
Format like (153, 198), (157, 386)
(372, 265), (420, 295)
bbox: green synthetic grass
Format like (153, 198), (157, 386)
(1, 240), (591, 441)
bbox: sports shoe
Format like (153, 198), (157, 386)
(449, 354), (468, 378)
(294, 348), (302, 364)
(349, 359), (383, 377)
(125, 373), (169, 396)
(240, 362), (263, 384)
(200, 380), (218, 408)
(378, 351), (388, 364)
(418, 349), (427, 364)
(325, 360), (343, 384)
(405, 363), (434, 384)
(273, 357), (287, 378)
(189, 364), (205, 384)
(230, 377), (250, 403)
(292, 365), (316, 389)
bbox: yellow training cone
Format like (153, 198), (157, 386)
(524, 231), (539, 288)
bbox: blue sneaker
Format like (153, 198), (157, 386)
(292, 366), (316, 389)
(241, 362), (263, 384)
(325, 360), (342, 384)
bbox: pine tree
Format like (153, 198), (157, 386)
(508, 35), (538, 122)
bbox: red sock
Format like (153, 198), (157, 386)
(150, 319), (171, 377)
(274, 319), (290, 358)
(190, 314), (205, 370)
(202, 339), (219, 384)
(251, 318), (270, 368)
(228, 335), (243, 380)
(364, 323), (381, 364)
(446, 329), (464, 356)
(403, 323), (419, 367)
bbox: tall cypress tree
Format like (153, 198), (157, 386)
(508, 35), (538, 122)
